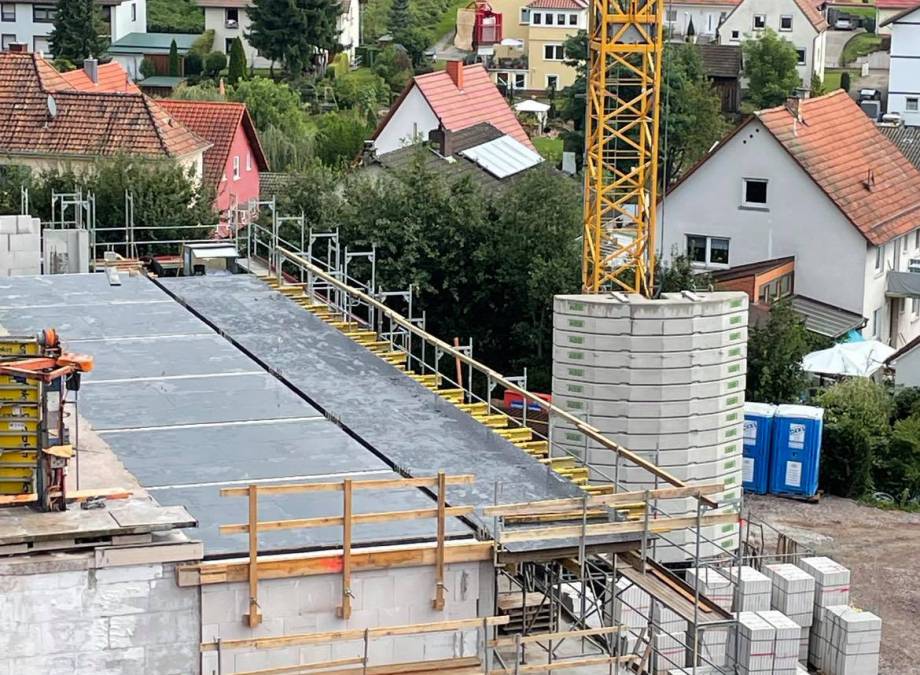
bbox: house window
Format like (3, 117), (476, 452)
(226, 7), (239, 27)
(544, 44), (565, 60)
(225, 38), (235, 53)
(875, 245), (883, 272)
(753, 14), (766, 29)
(546, 74), (558, 90)
(758, 272), (793, 304)
(568, 13), (577, 24)
(33, 35), (49, 53)
(796, 49), (806, 65)
(33, 5), (55, 22)
(496, 71), (509, 86)
(742, 178), (768, 207)
(780, 15), (792, 30)
(131, 2), (136, 21)
(532, 11), (542, 24)
(907, 97), (919, 112)
(232, 155), (240, 180)
(915, 229), (920, 250)
(730, 29), (740, 40)
(1, 4), (14, 21)
(246, 152), (252, 171)
(687, 235), (730, 267)
(666, 8), (677, 21)
(514, 73), (526, 88)
(913, 297), (919, 317)
(519, 8), (530, 23)
(872, 308), (881, 338)
(545, 12), (554, 24)
(1, 34), (14, 50)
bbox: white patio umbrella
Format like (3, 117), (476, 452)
(802, 340), (895, 377)
(513, 99), (551, 131)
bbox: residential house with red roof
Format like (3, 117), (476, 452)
(718, 0), (828, 86)
(658, 91), (920, 346)
(666, 0), (741, 43)
(0, 51), (210, 179)
(371, 62), (534, 156)
(877, 0), (918, 33)
(58, 58), (140, 94)
(881, 2), (920, 125)
(478, 0), (587, 90)
(158, 99), (268, 216)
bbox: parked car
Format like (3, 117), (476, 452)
(834, 18), (853, 30)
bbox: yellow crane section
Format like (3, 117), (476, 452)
(582, 0), (665, 295)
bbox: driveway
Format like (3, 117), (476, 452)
(825, 27), (864, 68)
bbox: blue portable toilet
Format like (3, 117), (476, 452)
(743, 402), (775, 494)
(770, 404), (824, 497)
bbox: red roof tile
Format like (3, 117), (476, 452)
(0, 53), (209, 160)
(412, 64), (534, 150)
(792, 0), (829, 29)
(59, 62), (140, 94)
(756, 91), (920, 246)
(877, 0), (918, 9)
(526, 0), (586, 9)
(157, 99), (268, 193)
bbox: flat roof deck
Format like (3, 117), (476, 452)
(0, 274), (473, 556)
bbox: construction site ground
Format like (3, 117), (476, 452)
(746, 494), (920, 674)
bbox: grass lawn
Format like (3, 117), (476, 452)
(532, 136), (563, 163)
(840, 32), (884, 66)
(842, 6), (876, 18)
(824, 68), (858, 91)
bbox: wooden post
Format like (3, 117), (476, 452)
(245, 484), (262, 627)
(433, 470), (446, 610)
(338, 479), (353, 619)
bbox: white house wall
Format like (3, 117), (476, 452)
(204, 6), (274, 69)
(0, 3), (54, 54)
(863, 233), (920, 346)
(668, 3), (735, 41)
(658, 119), (868, 315)
(372, 85), (440, 155)
(110, 0), (145, 41)
(893, 346), (920, 386)
(718, 0), (822, 85)
(888, 7), (920, 127)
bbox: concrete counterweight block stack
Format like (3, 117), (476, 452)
(551, 292), (748, 562)
(727, 565), (772, 612)
(0, 215), (41, 276)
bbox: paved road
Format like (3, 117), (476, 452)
(825, 27), (863, 68)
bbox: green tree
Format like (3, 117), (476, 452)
(558, 31), (588, 162)
(333, 68), (389, 120)
(810, 72), (826, 96)
(168, 39), (181, 76)
(228, 37), (247, 84)
(315, 111), (370, 166)
(840, 71), (851, 92)
(139, 57), (157, 79)
(229, 77), (310, 135)
(147, 0), (204, 33)
(203, 51), (227, 78)
(746, 298), (811, 403)
(184, 51), (203, 77)
(388, 0), (411, 37)
(49, 0), (108, 64)
(657, 252), (712, 293)
(817, 378), (891, 498)
(247, 0), (343, 76)
(878, 414), (920, 501)
(373, 45), (413, 93)
(743, 29), (802, 108)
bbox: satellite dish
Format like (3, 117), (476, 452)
(46, 94), (57, 118)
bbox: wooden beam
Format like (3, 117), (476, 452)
(245, 484), (262, 627)
(337, 478), (353, 620)
(432, 471), (446, 611)
(489, 624), (627, 647)
(250, 656), (481, 675)
(220, 475), (475, 497)
(498, 512), (739, 544)
(178, 540), (494, 587)
(200, 616), (511, 652)
(233, 656), (365, 675)
(219, 506), (474, 535)
(488, 655), (637, 673)
(0, 487), (132, 507)
(482, 483), (726, 518)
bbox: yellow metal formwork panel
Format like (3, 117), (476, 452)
(0, 338), (40, 357)
(0, 387), (40, 403)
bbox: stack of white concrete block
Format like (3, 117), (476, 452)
(551, 292), (748, 561)
(653, 630), (687, 675)
(811, 606), (881, 675)
(799, 556), (851, 668)
(686, 567), (733, 611)
(612, 577), (651, 647)
(764, 563), (815, 662)
(0, 215), (41, 276)
(727, 566), (772, 612)
(728, 611), (800, 674)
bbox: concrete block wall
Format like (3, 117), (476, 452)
(551, 292), (748, 562)
(200, 560), (490, 675)
(0, 553), (200, 675)
(0, 215), (41, 276)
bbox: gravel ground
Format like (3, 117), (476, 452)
(746, 494), (920, 674)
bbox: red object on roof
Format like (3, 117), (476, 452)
(412, 64), (533, 150)
(473, 0), (503, 44)
(158, 99), (269, 211)
(59, 62), (140, 94)
(0, 52), (209, 160)
(756, 91), (920, 246)
(526, 0), (587, 9)
(877, 0), (918, 9)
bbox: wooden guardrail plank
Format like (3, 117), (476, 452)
(220, 475), (475, 497)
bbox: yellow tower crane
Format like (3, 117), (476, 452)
(582, 0), (665, 295)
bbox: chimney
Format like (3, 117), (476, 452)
(784, 96), (802, 122)
(429, 127), (455, 156)
(8, 42), (28, 53)
(84, 58), (98, 84)
(864, 167), (876, 192)
(446, 60), (464, 90)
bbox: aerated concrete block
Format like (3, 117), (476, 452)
(686, 567), (733, 611)
(0, 216), (16, 234)
(727, 566), (772, 612)
(764, 564), (816, 628)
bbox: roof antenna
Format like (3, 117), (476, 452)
(864, 167), (875, 192)
(46, 94), (57, 122)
